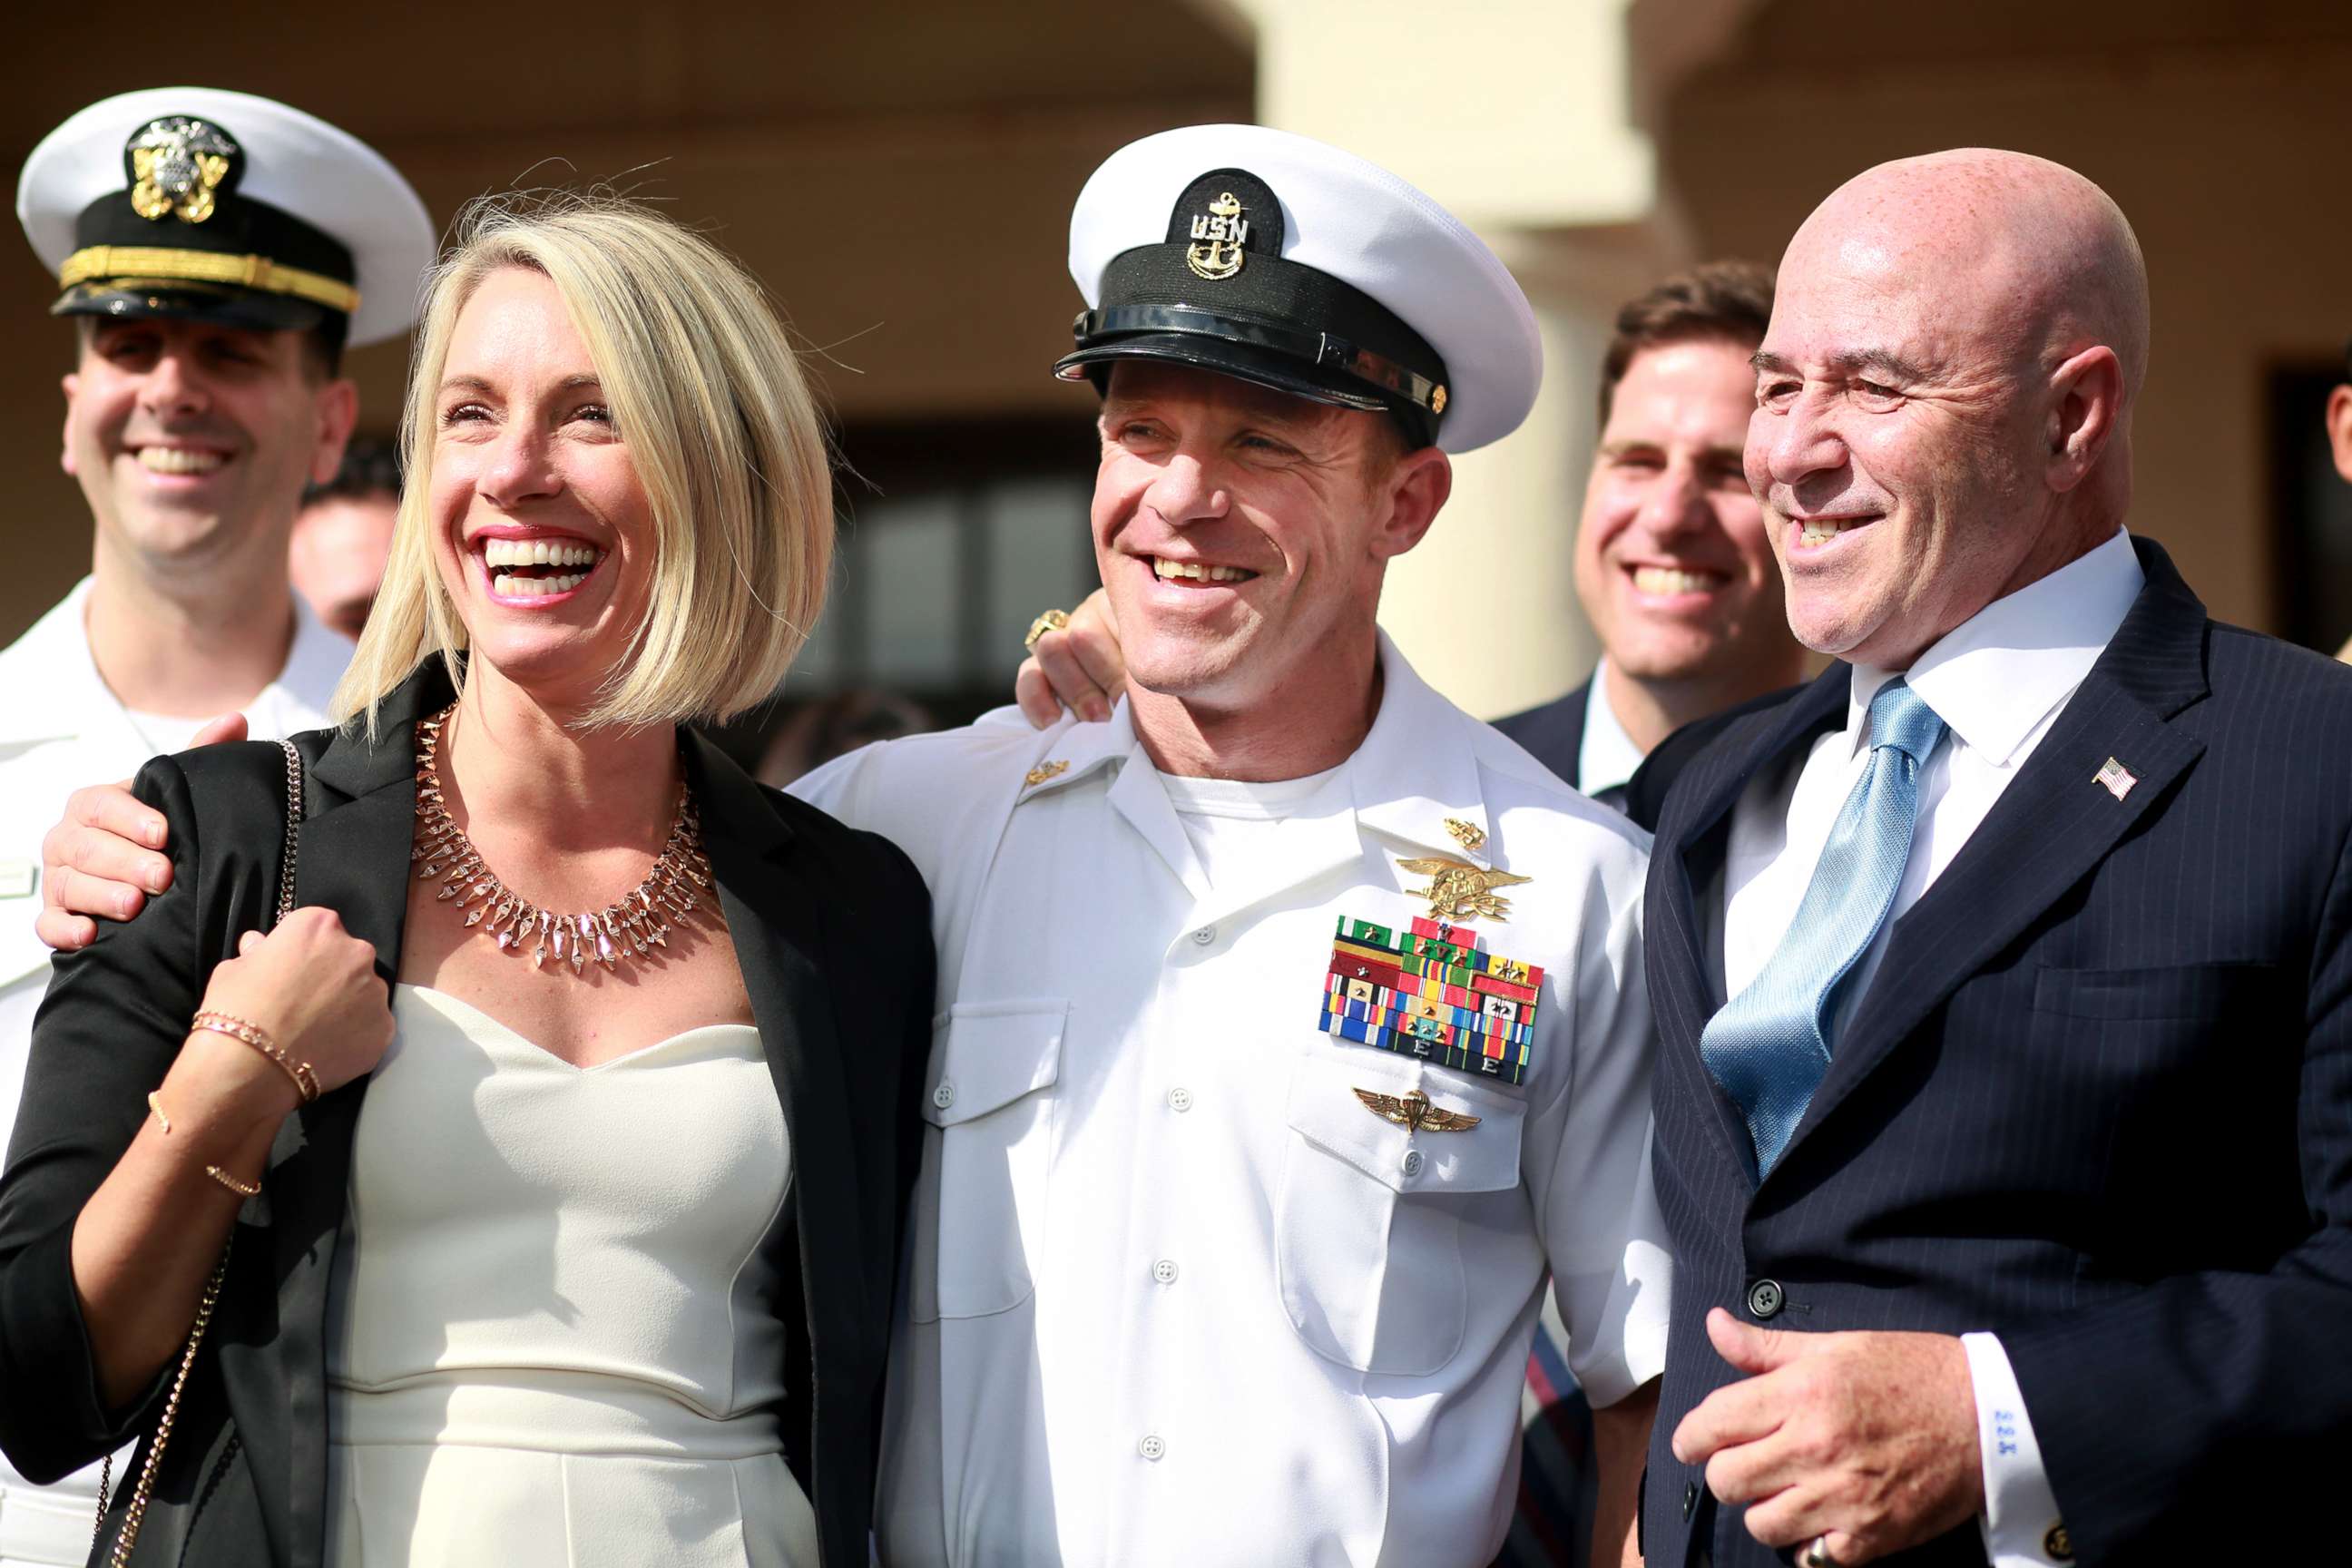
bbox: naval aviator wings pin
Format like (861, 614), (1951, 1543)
(1317, 915), (1543, 1085)
(1352, 1086), (1481, 1133)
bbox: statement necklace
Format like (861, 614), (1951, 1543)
(413, 704), (712, 975)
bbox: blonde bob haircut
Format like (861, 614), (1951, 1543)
(334, 191), (833, 733)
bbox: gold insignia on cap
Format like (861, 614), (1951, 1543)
(127, 118), (240, 225)
(1185, 191), (1249, 281)
(1353, 1087), (1481, 1133)
(1430, 385), (1448, 415)
(1397, 855), (1533, 923)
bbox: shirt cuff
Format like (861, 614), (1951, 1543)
(1961, 1331), (2072, 1566)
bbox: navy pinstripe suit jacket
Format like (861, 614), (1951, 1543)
(1633, 538), (2352, 1567)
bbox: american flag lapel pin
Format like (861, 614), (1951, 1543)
(2093, 756), (2138, 800)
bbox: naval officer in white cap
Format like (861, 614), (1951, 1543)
(0, 87), (426, 1564)
(790, 122), (1670, 1567)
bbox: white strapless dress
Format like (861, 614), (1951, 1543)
(324, 985), (816, 1568)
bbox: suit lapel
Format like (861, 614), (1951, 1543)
(1656, 669), (1851, 1182)
(1776, 541), (2211, 1175)
(217, 665), (443, 1568)
(685, 736), (873, 1426)
(1558, 679), (1590, 791)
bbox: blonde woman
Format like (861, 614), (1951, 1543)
(0, 194), (931, 1567)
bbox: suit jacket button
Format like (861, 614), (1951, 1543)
(1746, 1279), (1785, 1319)
(1681, 1480), (1699, 1521)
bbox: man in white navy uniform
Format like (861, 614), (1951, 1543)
(0, 88), (426, 1563)
(791, 125), (1671, 1568)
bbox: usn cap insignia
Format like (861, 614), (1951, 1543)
(1186, 190), (1249, 280)
(125, 117), (240, 225)
(1318, 915), (1542, 1085)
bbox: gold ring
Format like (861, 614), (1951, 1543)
(1024, 608), (1072, 651)
(1804, 1538), (1839, 1568)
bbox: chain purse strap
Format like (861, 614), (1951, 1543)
(93, 739), (304, 1563)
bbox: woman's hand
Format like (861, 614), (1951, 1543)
(183, 907), (395, 1116)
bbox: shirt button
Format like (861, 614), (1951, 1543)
(1167, 1086), (1193, 1112)
(1401, 1148), (1425, 1178)
(1191, 926), (1216, 946)
(1746, 1279), (1785, 1320)
(931, 1082), (956, 1111)
(1152, 1258), (1179, 1285)
(1138, 1434), (1167, 1461)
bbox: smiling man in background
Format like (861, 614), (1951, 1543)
(1492, 262), (1803, 808)
(289, 433), (402, 642)
(0, 87), (427, 1563)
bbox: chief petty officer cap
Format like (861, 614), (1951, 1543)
(1055, 123), (1542, 455)
(18, 86), (434, 350)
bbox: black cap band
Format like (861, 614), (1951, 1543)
(70, 187), (355, 294)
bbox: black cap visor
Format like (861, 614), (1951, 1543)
(1055, 331), (1395, 416)
(53, 278), (327, 336)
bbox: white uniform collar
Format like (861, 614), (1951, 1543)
(1846, 527), (2145, 764)
(1350, 630), (1499, 861)
(271, 583), (350, 721)
(1576, 658), (1646, 799)
(0, 575), (344, 749)
(0, 577), (103, 746)
(1015, 631), (1502, 900)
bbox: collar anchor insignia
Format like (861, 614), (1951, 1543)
(127, 117), (240, 225)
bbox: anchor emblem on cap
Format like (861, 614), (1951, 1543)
(1186, 191), (1250, 281)
(126, 117), (239, 225)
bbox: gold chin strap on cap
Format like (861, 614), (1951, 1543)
(58, 244), (359, 315)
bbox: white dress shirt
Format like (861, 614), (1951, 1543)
(796, 635), (1671, 1568)
(0, 575), (347, 1566)
(1717, 527), (2143, 1567)
(1575, 659), (1646, 803)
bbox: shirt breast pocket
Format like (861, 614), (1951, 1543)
(909, 999), (1066, 1323)
(1275, 1049), (1525, 1377)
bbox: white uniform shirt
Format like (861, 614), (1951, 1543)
(795, 635), (1671, 1568)
(0, 576), (346, 1563)
(1716, 528), (2144, 1568)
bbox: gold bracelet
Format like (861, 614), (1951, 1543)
(189, 1011), (320, 1103)
(147, 1091), (172, 1134)
(203, 1164), (261, 1198)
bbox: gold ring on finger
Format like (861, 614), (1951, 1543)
(1024, 608), (1072, 651)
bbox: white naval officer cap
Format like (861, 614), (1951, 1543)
(1054, 123), (1543, 454)
(17, 86), (434, 350)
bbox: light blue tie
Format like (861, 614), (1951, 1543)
(1700, 678), (1948, 1178)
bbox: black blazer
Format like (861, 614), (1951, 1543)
(1634, 538), (2352, 1566)
(0, 662), (933, 1568)
(1492, 679), (1591, 789)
